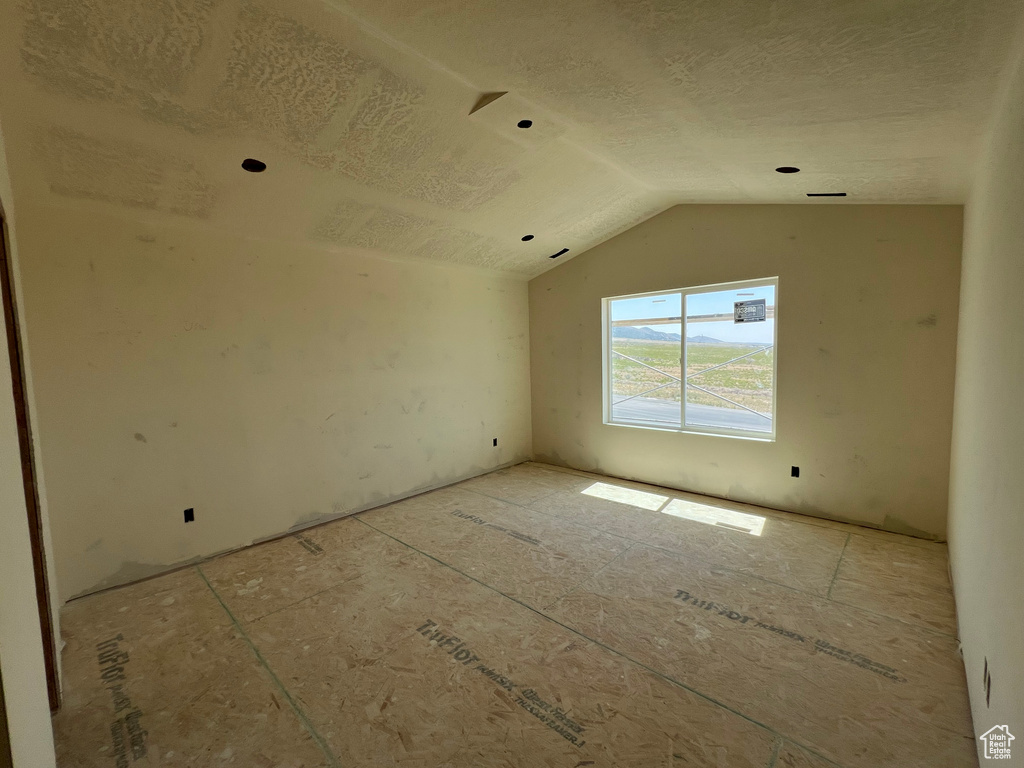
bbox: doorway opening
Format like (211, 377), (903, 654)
(0, 204), (60, 711)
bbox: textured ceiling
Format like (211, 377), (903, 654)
(0, 0), (1021, 276)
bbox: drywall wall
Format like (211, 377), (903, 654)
(0, 121), (56, 767)
(948, 28), (1024, 754)
(530, 205), (962, 538)
(13, 202), (532, 602)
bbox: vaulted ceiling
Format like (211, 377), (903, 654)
(1, 0), (1021, 276)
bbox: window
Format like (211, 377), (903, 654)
(603, 277), (778, 439)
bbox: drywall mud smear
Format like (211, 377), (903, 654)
(33, 128), (216, 218)
(13, 202), (532, 601)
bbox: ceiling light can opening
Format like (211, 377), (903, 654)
(517, 119), (533, 129)
(775, 166), (800, 174)
(521, 234), (535, 241)
(241, 158), (267, 173)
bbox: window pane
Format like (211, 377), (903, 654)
(609, 293), (682, 428)
(684, 285), (774, 434)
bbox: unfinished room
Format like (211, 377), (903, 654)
(1, 0), (1023, 766)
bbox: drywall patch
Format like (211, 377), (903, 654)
(331, 66), (523, 212)
(464, 238), (520, 272)
(20, 0), (215, 94)
(414, 226), (486, 263)
(216, 2), (371, 145)
(19, 0), (216, 130)
(337, 107), (522, 211)
(511, 47), (640, 118)
(311, 198), (374, 243)
(34, 127), (217, 217)
(558, 194), (666, 252)
(348, 207), (434, 253)
(418, 150), (522, 211)
(333, 67), (428, 173)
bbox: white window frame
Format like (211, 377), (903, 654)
(602, 277), (779, 441)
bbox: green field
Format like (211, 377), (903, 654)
(611, 338), (773, 415)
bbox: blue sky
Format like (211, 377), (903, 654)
(610, 284), (775, 344)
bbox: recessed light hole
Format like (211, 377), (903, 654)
(517, 119), (533, 129)
(241, 158), (267, 173)
(521, 234), (535, 242)
(775, 166), (800, 174)
(807, 192), (847, 197)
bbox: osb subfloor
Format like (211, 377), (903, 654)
(52, 463), (973, 768)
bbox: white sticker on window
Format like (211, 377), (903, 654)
(734, 299), (766, 323)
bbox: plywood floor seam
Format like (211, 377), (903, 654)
(540, 542), (638, 613)
(825, 534), (852, 599)
(355, 517), (839, 768)
(514, 473), (957, 634)
(192, 566), (342, 768)
(52, 463), (972, 768)
(454, 481), (564, 512)
(456, 482), (960, 641)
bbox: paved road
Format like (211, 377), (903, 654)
(612, 397), (771, 433)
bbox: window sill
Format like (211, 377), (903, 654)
(603, 419), (776, 442)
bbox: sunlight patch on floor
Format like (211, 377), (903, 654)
(661, 499), (766, 536)
(580, 481), (766, 536)
(581, 482), (668, 511)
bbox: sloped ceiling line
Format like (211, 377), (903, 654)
(3, 0), (1023, 276)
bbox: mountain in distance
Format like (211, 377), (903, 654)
(613, 326), (723, 344)
(612, 326), (681, 341)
